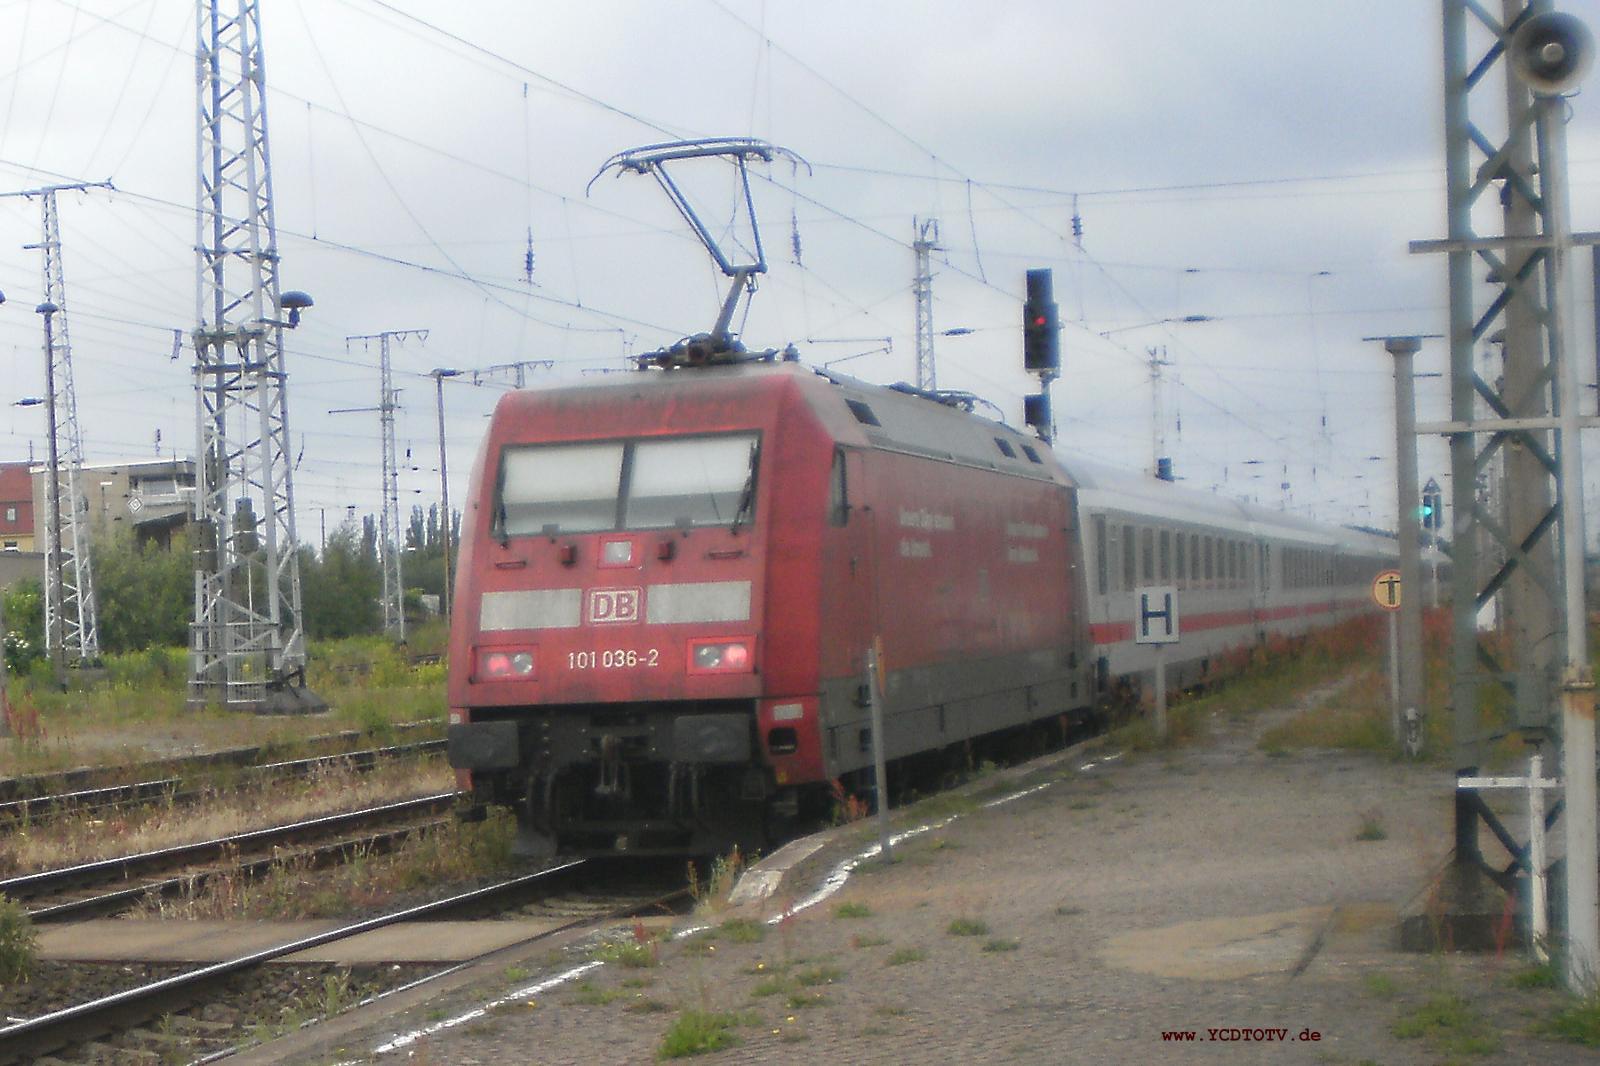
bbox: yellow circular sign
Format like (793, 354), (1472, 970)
(1371, 569), (1402, 611)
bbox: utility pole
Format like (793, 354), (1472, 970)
(1149, 346), (1174, 481)
(431, 368), (461, 622)
(1367, 334), (1434, 757)
(337, 330), (427, 643)
(912, 218), (941, 391)
(191, 0), (320, 714)
(1416, 2), (1597, 987)
(0, 183), (108, 672)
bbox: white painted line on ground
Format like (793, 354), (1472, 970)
(370, 960), (604, 1055)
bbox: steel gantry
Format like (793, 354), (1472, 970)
(0, 183), (107, 674)
(1415, 0), (1598, 987)
(337, 330), (429, 643)
(191, 0), (320, 713)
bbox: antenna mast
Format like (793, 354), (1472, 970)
(191, 0), (320, 712)
(912, 217), (941, 391)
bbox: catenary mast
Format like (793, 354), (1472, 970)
(191, 0), (320, 712)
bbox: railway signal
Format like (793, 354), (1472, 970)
(1023, 268), (1060, 444)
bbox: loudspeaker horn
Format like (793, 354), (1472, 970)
(1509, 11), (1594, 95)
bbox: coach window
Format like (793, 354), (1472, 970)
(1201, 536), (1212, 584)
(1158, 530), (1171, 581)
(1175, 532), (1188, 586)
(1140, 527), (1154, 582)
(1122, 524), (1136, 590)
(1093, 515), (1108, 595)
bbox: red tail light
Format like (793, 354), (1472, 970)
(687, 638), (755, 674)
(476, 645), (536, 679)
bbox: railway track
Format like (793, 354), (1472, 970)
(0, 720), (443, 808)
(0, 858), (688, 1065)
(4, 793), (457, 920)
(0, 738), (446, 829)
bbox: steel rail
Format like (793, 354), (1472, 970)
(1, 793), (456, 902)
(27, 817), (454, 922)
(0, 859), (597, 1064)
(0, 721), (443, 804)
(0, 739), (447, 827)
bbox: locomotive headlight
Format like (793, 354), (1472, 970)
(687, 638), (755, 674)
(477, 645), (536, 679)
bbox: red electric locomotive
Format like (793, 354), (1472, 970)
(445, 356), (1093, 856)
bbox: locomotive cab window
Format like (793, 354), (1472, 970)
(496, 432), (760, 537)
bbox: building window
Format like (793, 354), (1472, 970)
(4, 507), (14, 522)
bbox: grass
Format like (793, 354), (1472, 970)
(135, 805), (515, 921)
(1546, 992), (1600, 1046)
(1363, 973), (1397, 997)
(569, 981), (627, 1006)
(719, 918), (765, 944)
(1509, 962), (1561, 990)
(1356, 811), (1388, 842)
(851, 933), (890, 949)
(982, 938), (1020, 953)
(1392, 992), (1502, 1058)
(834, 901), (872, 919)
(947, 917), (989, 937)
(886, 947), (926, 966)
(594, 938), (658, 969)
(0, 628), (450, 780)
(657, 1009), (744, 1059)
(795, 964), (843, 986)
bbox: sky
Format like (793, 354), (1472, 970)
(0, 0), (1599, 546)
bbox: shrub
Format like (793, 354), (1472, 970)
(0, 893), (37, 984)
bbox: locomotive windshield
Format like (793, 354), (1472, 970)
(497, 432), (759, 536)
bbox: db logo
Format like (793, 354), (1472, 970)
(587, 587), (641, 625)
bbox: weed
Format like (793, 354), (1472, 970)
(1356, 810), (1388, 842)
(626, 998), (674, 1014)
(1055, 904), (1085, 917)
(795, 964), (843, 986)
(594, 939), (657, 969)
(751, 976), (791, 998)
(982, 938), (1021, 953)
(502, 966), (533, 983)
(851, 933), (890, 949)
(720, 917), (765, 944)
(1392, 992), (1501, 1057)
(622, 976), (653, 989)
(569, 981), (626, 1006)
(886, 947), (926, 966)
(1546, 991), (1600, 1046)
(786, 990), (829, 1009)
(1068, 799), (1097, 810)
(1362, 972), (1397, 997)
(875, 1003), (908, 1016)
(834, 901), (872, 919)
(1509, 962), (1560, 989)
(947, 917), (989, 937)
(830, 779), (870, 825)
(0, 893), (37, 983)
(657, 1009), (744, 1059)
(687, 847), (745, 911)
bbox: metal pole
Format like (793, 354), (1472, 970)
(1153, 645), (1168, 741)
(1530, 752), (1550, 964)
(865, 643), (892, 862)
(1383, 336), (1427, 755)
(1388, 610), (1401, 740)
(1534, 89), (1598, 992)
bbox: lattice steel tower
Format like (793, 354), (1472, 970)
(191, 0), (320, 712)
(912, 217), (941, 391)
(341, 330), (427, 643)
(3, 183), (106, 669)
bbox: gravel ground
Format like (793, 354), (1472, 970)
(244, 690), (1600, 1066)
